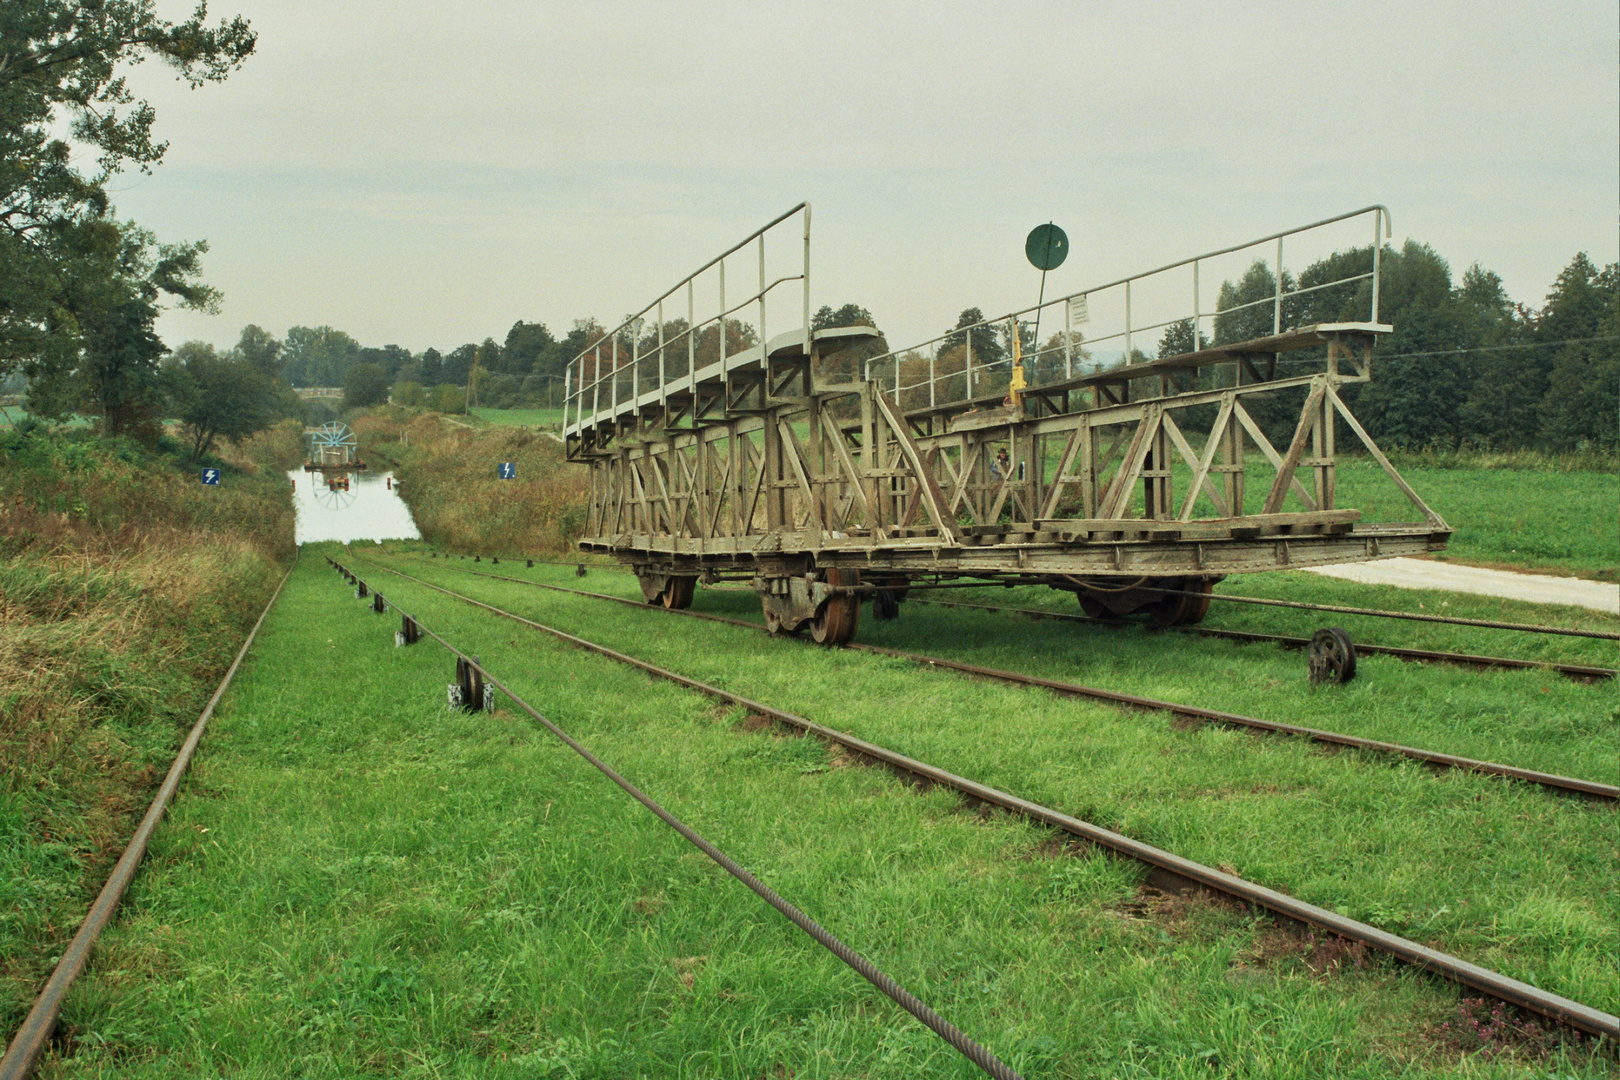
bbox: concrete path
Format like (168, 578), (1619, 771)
(1305, 557), (1618, 615)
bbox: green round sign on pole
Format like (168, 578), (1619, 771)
(1025, 223), (1069, 271)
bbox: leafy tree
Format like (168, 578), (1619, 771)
(1455, 265), (1535, 448)
(1157, 319), (1207, 358)
(343, 361), (389, 409)
(358, 343), (411, 380)
(280, 325), (359, 386)
(940, 308), (1005, 370)
(417, 347), (443, 386)
(1347, 242), (1475, 449)
(391, 380), (425, 408)
(0, 0), (254, 387)
(427, 383), (465, 413)
(440, 343), (477, 387)
(164, 340), (274, 460)
(20, 218), (220, 438)
(234, 324), (282, 378)
(1213, 260), (1294, 345)
(1035, 330), (1089, 383)
(1536, 255), (1619, 449)
(811, 302), (887, 383)
(503, 321), (555, 376)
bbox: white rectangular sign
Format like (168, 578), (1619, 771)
(1068, 294), (1090, 326)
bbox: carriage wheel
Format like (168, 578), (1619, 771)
(1077, 594), (1120, 620)
(810, 568), (860, 646)
(661, 576), (696, 610)
(1309, 628), (1357, 684)
(1149, 587), (1193, 628)
(1182, 578), (1215, 625)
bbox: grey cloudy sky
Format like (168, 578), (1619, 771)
(109, 0), (1617, 358)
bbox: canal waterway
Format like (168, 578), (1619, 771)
(288, 468), (421, 544)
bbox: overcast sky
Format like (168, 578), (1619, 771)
(107, 0), (1618, 359)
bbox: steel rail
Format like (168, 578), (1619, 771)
(0, 559), (298, 1080)
(1140, 586), (1620, 641)
(910, 597), (1617, 682)
(345, 554), (1620, 1041)
(394, 558), (1618, 803)
(326, 557), (1024, 1080)
(420, 549), (1617, 651)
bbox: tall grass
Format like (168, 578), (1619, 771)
(355, 414), (589, 557)
(0, 429), (294, 1030)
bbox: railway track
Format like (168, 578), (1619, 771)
(438, 554), (1616, 682)
(340, 551), (1620, 1042)
(327, 555), (1025, 1080)
(388, 554), (1619, 804)
(1, 561), (297, 1080)
(911, 597), (1618, 682)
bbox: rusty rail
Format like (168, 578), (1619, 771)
(396, 558), (1618, 803)
(911, 597), (1617, 682)
(325, 557), (1025, 1080)
(347, 552), (1620, 1041)
(0, 559), (297, 1080)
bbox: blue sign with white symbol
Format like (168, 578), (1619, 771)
(498, 462), (516, 480)
(201, 468), (221, 485)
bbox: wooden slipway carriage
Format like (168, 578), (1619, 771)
(563, 205), (1451, 645)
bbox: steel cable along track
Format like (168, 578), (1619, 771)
(0, 560), (298, 1080)
(347, 553), (1620, 1042)
(394, 557), (1619, 804)
(324, 557), (1025, 1080)
(910, 598), (1617, 682)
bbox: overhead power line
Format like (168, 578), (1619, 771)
(1375, 335), (1619, 361)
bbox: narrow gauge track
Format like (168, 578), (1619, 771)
(911, 597), (1618, 683)
(389, 555), (1619, 804)
(341, 552), (1620, 1042)
(440, 555), (1616, 681)
(1, 561), (297, 1080)
(324, 558), (1025, 1080)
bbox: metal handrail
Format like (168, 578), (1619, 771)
(873, 206), (1391, 406)
(565, 204), (811, 436)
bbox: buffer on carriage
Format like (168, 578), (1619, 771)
(562, 204), (1452, 645)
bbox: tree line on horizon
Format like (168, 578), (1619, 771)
(3, 3), (1613, 463)
(7, 243), (1616, 460)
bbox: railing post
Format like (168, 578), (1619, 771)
(1125, 280), (1132, 360)
(1274, 237), (1284, 335)
(1371, 209), (1385, 324)
(687, 280), (696, 378)
(758, 233), (767, 364)
(718, 259), (726, 364)
(1064, 297), (1073, 378)
(929, 346), (936, 410)
(657, 299), (665, 398)
(966, 331), (974, 399)
(1193, 259), (1201, 353)
(802, 205), (812, 353)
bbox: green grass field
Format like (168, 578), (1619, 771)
(40, 544), (1616, 1078)
(469, 406), (567, 429)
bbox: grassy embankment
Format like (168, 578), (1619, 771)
(0, 420), (301, 1032)
(24, 407), (1613, 1076)
(352, 411), (587, 558)
(41, 543), (1617, 1078)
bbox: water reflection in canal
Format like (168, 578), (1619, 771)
(288, 468), (420, 544)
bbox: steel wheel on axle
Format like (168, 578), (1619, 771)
(810, 568), (860, 645)
(1309, 627), (1357, 684)
(661, 576), (695, 610)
